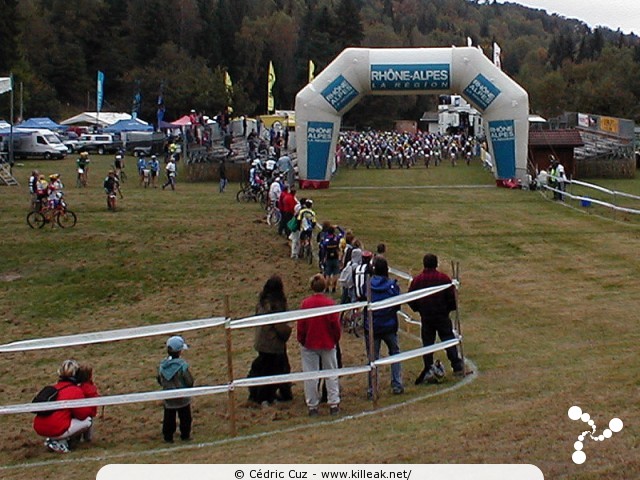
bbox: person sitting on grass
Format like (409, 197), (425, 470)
(33, 359), (94, 454)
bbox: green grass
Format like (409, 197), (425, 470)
(0, 156), (639, 479)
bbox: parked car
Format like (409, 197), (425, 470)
(1, 128), (68, 160)
(61, 131), (80, 153)
(76, 133), (122, 155)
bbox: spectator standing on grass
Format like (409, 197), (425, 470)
(367, 257), (404, 396)
(162, 157), (177, 190)
(247, 275), (293, 406)
(149, 155), (160, 188)
(33, 359), (94, 454)
(408, 254), (464, 384)
(277, 154), (294, 188)
(320, 225), (341, 293)
(157, 336), (194, 443)
(298, 274), (342, 416)
(219, 158), (227, 193)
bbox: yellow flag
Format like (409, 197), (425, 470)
(224, 71), (233, 92)
(267, 61), (276, 113)
(308, 60), (315, 83)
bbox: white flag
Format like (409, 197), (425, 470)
(493, 42), (502, 70)
(0, 77), (12, 95)
(467, 37), (473, 47)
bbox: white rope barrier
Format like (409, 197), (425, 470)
(543, 184), (640, 215)
(0, 266), (465, 419)
(0, 337), (461, 415)
(0, 317), (228, 353)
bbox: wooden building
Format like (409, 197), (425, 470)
(528, 129), (584, 177)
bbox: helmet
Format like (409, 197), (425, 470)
(81, 151), (89, 157)
(151, 155), (157, 160)
(305, 199), (313, 208)
(252, 159), (260, 166)
(49, 173), (59, 180)
(115, 154), (122, 160)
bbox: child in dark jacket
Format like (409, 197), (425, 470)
(157, 336), (194, 443)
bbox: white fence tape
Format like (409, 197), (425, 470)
(0, 317), (227, 353)
(544, 179), (640, 215)
(0, 267), (464, 417)
(1, 338), (460, 415)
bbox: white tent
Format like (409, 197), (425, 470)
(60, 112), (133, 127)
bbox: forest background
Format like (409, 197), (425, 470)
(1, 0), (640, 128)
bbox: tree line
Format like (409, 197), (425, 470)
(1, 0), (639, 128)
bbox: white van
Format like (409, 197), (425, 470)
(9, 128), (68, 159)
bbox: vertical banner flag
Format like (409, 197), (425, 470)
(96, 71), (105, 113)
(308, 60), (316, 83)
(131, 80), (141, 120)
(224, 71), (233, 104)
(467, 37), (473, 47)
(156, 82), (165, 125)
(493, 43), (502, 70)
(0, 77), (12, 95)
(267, 61), (276, 113)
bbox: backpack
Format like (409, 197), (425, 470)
(286, 215), (299, 232)
(32, 384), (72, 417)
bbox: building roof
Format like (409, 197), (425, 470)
(528, 129), (584, 147)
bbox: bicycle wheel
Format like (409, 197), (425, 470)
(27, 211), (46, 229)
(236, 189), (252, 202)
(267, 208), (281, 226)
(57, 210), (77, 228)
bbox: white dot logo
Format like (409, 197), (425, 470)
(568, 406), (623, 464)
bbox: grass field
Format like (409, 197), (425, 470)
(0, 155), (639, 480)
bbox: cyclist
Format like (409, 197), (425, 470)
(35, 174), (49, 211)
(162, 157), (177, 191)
(297, 199), (317, 260)
(137, 155), (147, 186)
(114, 153), (124, 180)
(47, 173), (65, 208)
(76, 152), (90, 187)
(149, 155), (160, 188)
(104, 170), (120, 210)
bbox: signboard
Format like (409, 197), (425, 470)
(463, 74), (501, 111)
(306, 121), (334, 180)
(370, 64), (450, 91)
(321, 76), (359, 113)
(489, 120), (516, 179)
(600, 116), (619, 134)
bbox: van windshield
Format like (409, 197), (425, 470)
(44, 134), (62, 144)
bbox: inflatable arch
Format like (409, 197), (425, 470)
(294, 47), (529, 188)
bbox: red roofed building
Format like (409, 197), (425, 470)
(528, 129), (584, 178)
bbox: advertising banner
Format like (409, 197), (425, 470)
(600, 116), (619, 134)
(370, 63), (450, 91)
(306, 121), (334, 180)
(96, 71), (105, 113)
(489, 120), (516, 179)
(463, 74), (501, 111)
(321, 76), (359, 113)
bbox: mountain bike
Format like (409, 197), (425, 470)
(266, 203), (281, 226)
(27, 198), (77, 229)
(340, 307), (364, 338)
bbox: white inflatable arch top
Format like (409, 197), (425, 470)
(294, 47), (529, 188)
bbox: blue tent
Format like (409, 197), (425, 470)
(104, 118), (153, 133)
(18, 117), (67, 131)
